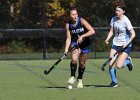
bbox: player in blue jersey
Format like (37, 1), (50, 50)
(64, 5), (95, 88)
(105, 5), (136, 87)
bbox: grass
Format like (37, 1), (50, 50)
(0, 59), (140, 100)
(0, 51), (140, 60)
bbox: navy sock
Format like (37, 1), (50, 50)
(77, 67), (85, 79)
(70, 62), (77, 77)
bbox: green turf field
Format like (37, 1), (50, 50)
(0, 59), (140, 100)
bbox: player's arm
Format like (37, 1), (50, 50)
(123, 28), (136, 48)
(105, 27), (113, 44)
(64, 23), (71, 54)
(78, 18), (95, 43)
(122, 18), (136, 48)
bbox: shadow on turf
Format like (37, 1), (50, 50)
(39, 85), (110, 89)
(84, 84), (110, 88)
(38, 86), (67, 89)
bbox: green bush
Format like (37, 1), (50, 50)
(7, 40), (34, 53)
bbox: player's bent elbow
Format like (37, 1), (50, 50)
(131, 29), (136, 38)
(91, 30), (95, 35)
(133, 33), (136, 39)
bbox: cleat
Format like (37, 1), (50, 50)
(109, 82), (118, 87)
(127, 57), (134, 71)
(77, 79), (83, 88)
(67, 76), (76, 84)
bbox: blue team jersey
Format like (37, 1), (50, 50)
(68, 17), (91, 53)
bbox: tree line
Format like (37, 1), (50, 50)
(0, 0), (140, 54)
(0, 0), (140, 28)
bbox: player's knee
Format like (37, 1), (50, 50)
(79, 62), (85, 68)
(116, 64), (123, 69)
(71, 60), (77, 64)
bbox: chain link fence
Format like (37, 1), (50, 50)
(0, 27), (140, 60)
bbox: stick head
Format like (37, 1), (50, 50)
(101, 64), (106, 71)
(44, 70), (49, 75)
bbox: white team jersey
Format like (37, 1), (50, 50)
(110, 15), (133, 47)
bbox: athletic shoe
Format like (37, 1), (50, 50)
(77, 79), (83, 88)
(109, 82), (118, 87)
(67, 76), (76, 84)
(127, 57), (134, 71)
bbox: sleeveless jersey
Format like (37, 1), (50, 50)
(68, 17), (90, 48)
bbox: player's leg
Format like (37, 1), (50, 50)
(67, 47), (80, 84)
(123, 47), (133, 71)
(116, 52), (128, 69)
(77, 52), (88, 88)
(109, 48), (118, 87)
(117, 47), (133, 71)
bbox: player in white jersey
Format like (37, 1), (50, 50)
(105, 5), (136, 87)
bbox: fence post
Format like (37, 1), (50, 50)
(42, 0), (46, 59)
(94, 36), (97, 59)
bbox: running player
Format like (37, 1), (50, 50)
(105, 5), (136, 87)
(64, 5), (95, 88)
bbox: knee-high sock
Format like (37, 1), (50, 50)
(109, 67), (117, 83)
(124, 58), (130, 68)
(70, 62), (77, 77)
(77, 67), (85, 79)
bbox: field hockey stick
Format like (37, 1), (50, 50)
(101, 47), (124, 71)
(44, 45), (77, 75)
(101, 28), (134, 71)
